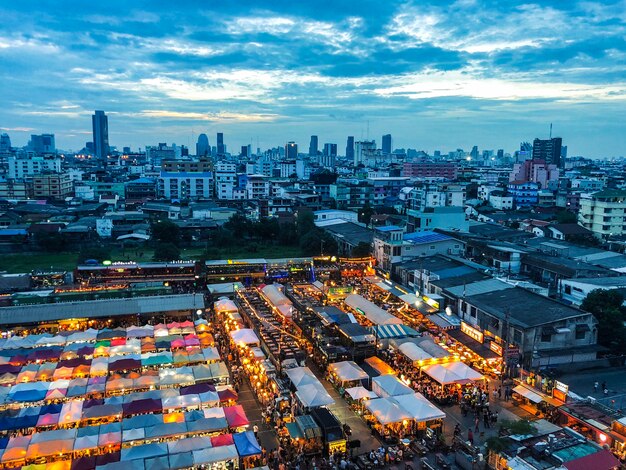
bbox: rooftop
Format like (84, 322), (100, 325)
(403, 231), (452, 244)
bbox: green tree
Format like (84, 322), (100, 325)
(556, 210), (577, 224)
(296, 211), (315, 238)
(152, 242), (181, 261)
(359, 202), (374, 226)
(151, 220), (181, 245)
(581, 289), (626, 352)
(351, 242), (372, 258)
(35, 233), (65, 252)
(501, 419), (537, 436)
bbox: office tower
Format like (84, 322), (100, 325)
(323, 143), (337, 157)
(382, 134), (392, 155)
(28, 134), (56, 154)
(532, 137), (563, 168)
(241, 145), (249, 157)
(346, 136), (354, 161)
(470, 145), (479, 160)
(196, 134), (209, 157)
(285, 141), (298, 159)
(92, 110), (109, 164)
(497, 149), (504, 159)
(217, 132), (225, 156)
(561, 145), (568, 159)
(122, 146), (131, 154)
(0, 133), (11, 153)
(309, 135), (318, 156)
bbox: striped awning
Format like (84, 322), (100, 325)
(369, 324), (419, 339)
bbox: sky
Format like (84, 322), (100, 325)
(0, 0), (625, 157)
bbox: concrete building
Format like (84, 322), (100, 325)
(158, 172), (213, 200)
(402, 162), (458, 179)
(8, 155), (62, 179)
(313, 210), (358, 226)
(578, 189), (626, 239)
(507, 181), (539, 208)
(329, 182), (374, 210)
(489, 191), (514, 210)
(406, 206), (469, 233)
(509, 159), (559, 189)
(561, 277), (626, 305)
(32, 173), (73, 200)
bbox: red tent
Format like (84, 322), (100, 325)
(210, 433), (234, 447)
(224, 405), (249, 428)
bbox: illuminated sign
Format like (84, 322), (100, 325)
(554, 381), (569, 394)
(461, 322), (484, 343)
(489, 342), (503, 356)
(422, 295), (440, 310)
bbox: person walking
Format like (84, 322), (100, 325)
(594, 381), (599, 393)
(468, 429), (474, 445)
(474, 416), (480, 432)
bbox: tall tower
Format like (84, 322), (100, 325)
(216, 132), (225, 156)
(346, 136), (354, 162)
(532, 137), (563, 168)
(309, 135), (318, 156)
(92, 110), (109, 164)
(196, 134), (209, 157)
(382, 134), (392, 155)
(285, 141), (298, 159)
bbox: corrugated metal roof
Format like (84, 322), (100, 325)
(0, 294), (204, 326)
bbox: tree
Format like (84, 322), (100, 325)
(351, 242), (372, 258)
(296, 211), (315, 238)
(556, 210), (577, 224)
(151, 220), (181, 245)
(35, 233), (65, 252)
(153, 242), (180, 261)
(581, 289), (626, 352)
(359, 202), (374, 226)
(500, 419), (537, 436)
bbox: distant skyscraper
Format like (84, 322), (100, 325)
(532, 137), (563, 168)
(346, 136), (354, 161)
(217, 132), (225, 156)
(497, 149), (504, 159)
(0, 133), (11, 154)
(309, 135), (318, 156)
(561, 145), (568, 159)
(196, 134), (209, 157)
(92, 110), (109, 164)
(285, 141), (298, 159)
(323, 143), (337, 157)
(382, 134), (392, 155)
(28, 134), (56, 154)
(470, 145), (479, 160)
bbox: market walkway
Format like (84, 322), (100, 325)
(238, 378), (279, 452)
(308, 361), (382, 455)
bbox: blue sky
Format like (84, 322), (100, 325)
(0, 0), (624, 157)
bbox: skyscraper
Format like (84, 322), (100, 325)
(285, 141), (298, 159)
(323, 143), (337, 157)
(382, 134), (392, 155)
(346, 136), (354, 161)
(309, 135), (318, 156)
(196, 134), (209, 157)
(28, 134), (56, 154)
(470, 145), (479, 160)
(217, 132), (225, 156)
(0, 133), (11, 154)
(92, 110), (109, 164)
(532, 137), (563, 168)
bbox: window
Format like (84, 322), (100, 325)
(575, 329), (586, 340)
(541, 333), (552, 343)
(513, 329), (522, 343)
(470, 306), (477, 318)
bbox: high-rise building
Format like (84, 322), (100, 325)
(196, 134), (209, 157)
(497, 149), (504, 159)
(92, 110), (109, 164)
(323, 143), (337, 157)
(0, 133), (11, 154)
(216, 133), (225, 156)
(285, 141), (298, 160)
(470, 145), (479, 160)
(532, 137), (562, 168)
(28, 134), (56, 154)
(382, 134), (392, 155)
(309, 135), (318, 156)
(346, 136), (354, 161)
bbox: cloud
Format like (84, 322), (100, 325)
(138, 110), (279, 122)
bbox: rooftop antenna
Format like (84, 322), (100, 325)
(549, 123), (552, 139)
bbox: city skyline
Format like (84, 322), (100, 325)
(1, 1), (625, 157)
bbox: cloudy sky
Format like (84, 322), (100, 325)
(0, 0), (624, 157)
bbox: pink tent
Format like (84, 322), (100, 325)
(210, 433), (234, 447)
(224, 405), (249, 428)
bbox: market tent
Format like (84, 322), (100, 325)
(121, 442), (168, 461)
(364, 397), (412, 425)
(215, 298), (238, 314)
(25, 439), (74, 459)
(445, 361), (484, 381)
(233, 431), (262, 456)
(168, 452), (194, 469)
(207, 362), (229, 380)
(344, 294), (403, 325)
(285, 367), (318, 388)
(345, 386), (378, 401)
(295, 384), (335, 408)
(187, 417), (228, 433)
(59, 401), (83, 425)
(224, 405), (249, 427)
(203, 407), (226, 419)
(372, 375), (414, 398)
(1, 435), (31, 463)
(122, 414), (162, 430)
(145, 422), (188, 439)
(122, 427), (145, 443)
(217, 387), (238, 403)
(421, 364), (464, 385)
(162, 394), (201, 410)
(328, 361), (369, 383)
(122, 398), (162, 416)
(414, 338), (450, 359)
(370, 324), (419, 339)
(210, 433), (234, 447)
(193, 445), (238, 465)
(74, 434), (99, 451)
(167, 436), (212, 454)
(229, 329), (260, 346)
(398, 342), (433, 362)
(202, 347), (221, 362)
(363, 357), (396, 376)
(392, 393), (446, 422)
(191, 364), (213, 382)
(512, 385), (542, 404)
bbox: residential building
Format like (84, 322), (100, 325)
(532, 137), (563, 167)
(285, 142), (298, 159)
(578, 189), (626, 239)
(402, 161), (458, 179)
(323, 221), (373, 256)
(354, 140), (376, 166)
(158, 171), (213, 200)
(406, 206), (469, 232)
(0, 179), (32, 200)
(162, 159), (212, 173)
(346, 136), (354, 161)
(92, 111), (109, 163)
(329, 182), (374, 210)
(509, 159), (559, 189)
(214, 162), (239, 200)
(246, 175), (270, 200)
(28, 134), (56, 154)
(561, 277), (626, 305)
(489, 191), (514, 210)
(308, 135), (318, 156)
(8, 155), (62, 179)
(382, 134), (392, 155)
(314, 210), (358, 226)
(32, 173), (73, 200)
(125, 177), (157, 201)
(507, 181), (540, 208)
(216, 132), (225, 156)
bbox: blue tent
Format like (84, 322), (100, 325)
(9, 389), (47, 402)
(233, 431), (262, 457)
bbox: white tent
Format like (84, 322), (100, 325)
(230, 329), (260, 346)
(372, 375), (414, 398)
(295, 384), (335, 408)
(364, 397), (412, 425)
(444, 361), (484, 381)
(285, 367), (318, 388)
(215, 298), (238, 314)
(261, 284), (293, 318)
(392, 393), (445, 422)
(421, 364), (462, 385)
(345, 386), (378, 401)
(328, 361), (369, 383)
(512, 385), (542, 404)
(399, 342), (433, 362)
(344, 294), (403, 325)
